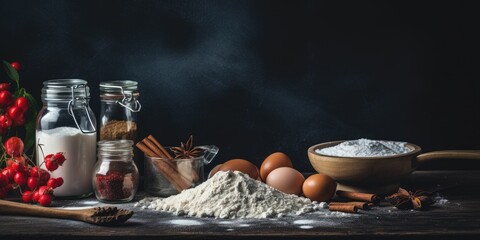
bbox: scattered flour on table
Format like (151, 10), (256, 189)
(316, 138), (412, 157)
(299, 225), (314, 229)
(135, 171), (327, 219)
(433, 193), (449, 206)
(293, 219), (318, 225)
(218, 221), (250, 227)
(169, 219), (204, 226)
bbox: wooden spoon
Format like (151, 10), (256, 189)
(0, 199), (133, 226)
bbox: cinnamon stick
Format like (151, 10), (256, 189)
(154, 157), (190, 190)
(147, 157), (182, 192)
(329, 204), (357, 213)
(136, 141), (158, 158)
(141, 138), (178, 171)
(147, 135), (173, 159)
(139, 138), (175, 170)
(136, 141), (179, 191)
(329, 201), (369, 210)
(336, 190), (381, 205)
(136, 142), (190, 191)
(143, 138), (168, 159)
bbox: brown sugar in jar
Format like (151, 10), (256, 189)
(99, 81), (141, 141)
(100, 120), (137, 140)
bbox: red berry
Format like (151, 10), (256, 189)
(4, 137), (24, 157)
(0, 90), (12, 106)
(53, 153), (66, 165)
(30, 166), (40, 177)
(14, 172), (27, 185)
(15, 97), (29, 112)
(10, 62), (21, 71)
(13, 112), (25, 126)
(37, 186), (52, 196)
(0, 115), (13, 129)
(0, 173), (8, 187)
(1, 167), (14, 180)
(55, 177), (64, 187)
(22, 191), (33, 203)
(11, 162), (26, 173)
(8, 106), (23, 122)
(45, 159), (59, 171)
(44, 154), (53, 162)
(39, 194), (52, 206)
(39, 170), (50, 185)
(5, 159), (14, 167)
(47, 178), (58, 188)
(27, 177), (39, 190)
(32, 190), (40, 202)
(0, 83), (10, 91)
(14, 156), (26, 166)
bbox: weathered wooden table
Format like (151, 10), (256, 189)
(1, 171), (479, 240)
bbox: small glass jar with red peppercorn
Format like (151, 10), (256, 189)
(92, 140), (139, 203)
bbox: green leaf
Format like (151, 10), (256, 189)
(23, 92), (40, 153)
(2, 60), (20, 88)
(23, 91), (40, 113)
(24, 119), (36, 154)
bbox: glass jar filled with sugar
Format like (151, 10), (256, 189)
(36, 79), (97, 199)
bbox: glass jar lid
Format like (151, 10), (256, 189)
(99, 80), (138, 93)
(41, 79), (96, 134)
(41, 79), (90, 101)
(98, 140), (134, 157)
(99, 80), (141, 112)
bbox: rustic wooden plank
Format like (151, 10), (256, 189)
(0, 171), (479, 240)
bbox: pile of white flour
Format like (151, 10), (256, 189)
(136, 171), (327, 219)
(316, 138), (412, 157)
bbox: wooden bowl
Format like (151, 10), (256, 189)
(308, 140), (480, 195)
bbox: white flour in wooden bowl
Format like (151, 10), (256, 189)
(135, 171), (327, 219)
(316, 138), (412, 157)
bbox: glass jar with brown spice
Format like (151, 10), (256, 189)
(99, 81), (141, 141)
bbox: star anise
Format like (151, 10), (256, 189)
(170, 135), (204, 159)
(386, 188), (435, 210)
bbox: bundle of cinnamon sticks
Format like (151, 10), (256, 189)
(136, 135), (198, 193)
(328, 190), (381, 213)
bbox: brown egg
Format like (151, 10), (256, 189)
(217, 159), (259, 179)
(260, 152), (293, 181)
(302, 174), (337, 202)
(208, 164), (223, 178)
(266, 167), (305, 195)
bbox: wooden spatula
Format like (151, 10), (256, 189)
(0, 199), (133, 226)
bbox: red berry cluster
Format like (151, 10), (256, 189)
(44, 153), (66, 171)
(0, 82), (29, 133)
(0, 137), (66, 206)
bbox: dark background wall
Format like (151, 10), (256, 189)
(1, 0), (479, 172)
